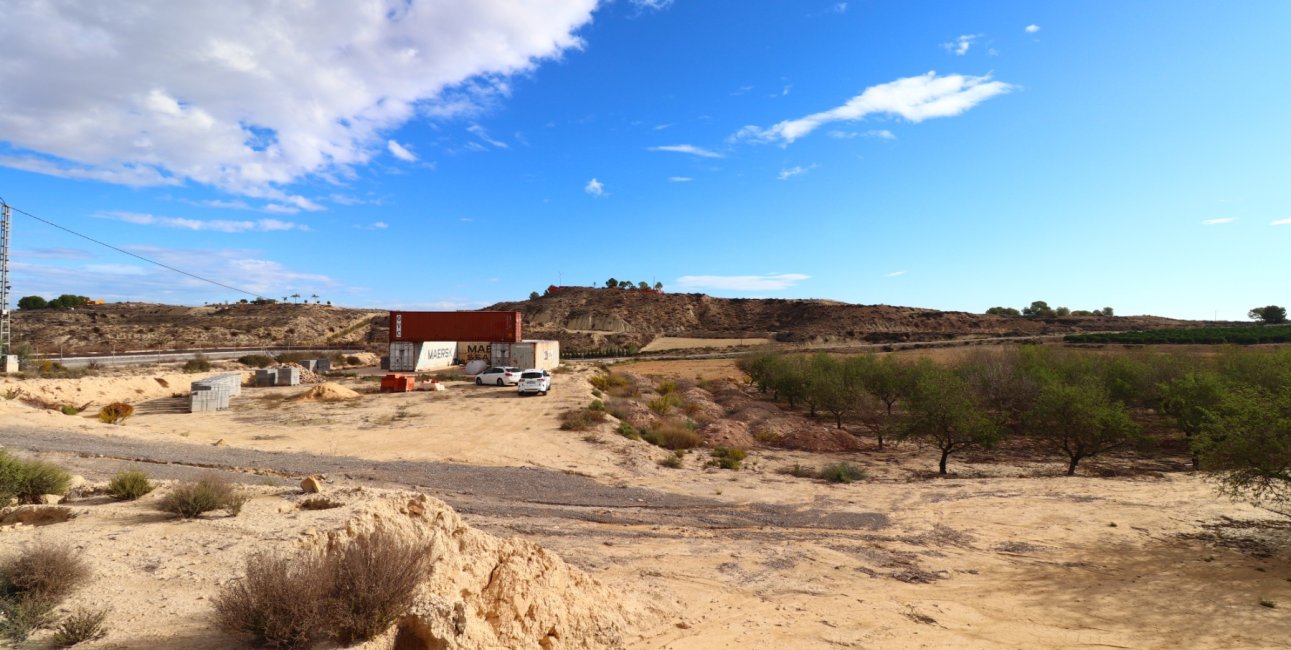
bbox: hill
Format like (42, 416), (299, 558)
(487, 287), (1194, 353)
(11, 302), (386, 355)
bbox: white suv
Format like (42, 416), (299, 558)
(517, 369), (552, 396)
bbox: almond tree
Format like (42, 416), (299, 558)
(899, 366), (1000, 475)
(1025, 379), (1142, 475)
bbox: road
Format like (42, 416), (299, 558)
(0, 425), (887, 533)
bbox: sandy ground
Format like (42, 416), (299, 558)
(640, 337), (772, 353)
(3, 359), (1291, 648)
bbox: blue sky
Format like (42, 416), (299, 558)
(0, 1), (1287, 320)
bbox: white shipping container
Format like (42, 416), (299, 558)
(390, 341), (457, 371)
(490, 340), (560, 371)
(457, 341), (493, 362)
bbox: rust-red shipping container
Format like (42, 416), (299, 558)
(388, 311), (522, 343)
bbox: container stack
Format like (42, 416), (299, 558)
(190, 373), (243, 412)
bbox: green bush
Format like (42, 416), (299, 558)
(158, 475), (248, 518)
(0, 451), (72, 503)
(820, 462), (866, 484)
(50, 606), (109, 647)
(658, 452), (684, 469)
(707, 447), (747, 471)
(107, 470), (154, 501)
(237, 354), (275, 368)
(589, 399), (605, 412)
(779, 463), (818, 478)
(617, 421), (641, 440)
(97, 402), (134, 425)
(183, 355), (212, 373)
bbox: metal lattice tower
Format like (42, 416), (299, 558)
(1, 202), (10, 356)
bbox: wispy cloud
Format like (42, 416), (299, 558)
(13, 247), (92, 260)
(1272, 218), (1291, 226)
(585, 178), (607, 197)
(885, 270), (906, 277)
(676, 273), (810, 292)
(467, 124), (509, 149)
(832, 3), (848, 14)
(736, 72), (1013, 145)
(828, 129), (896, 140)
(777, 164), (817, 180)
(647, 144), (724, 158)
(668, 176), (693, 182)
(1025, 24), (1041, 33)
(387, 140), (417, 162)
(1203, 218), (1235, 225)
(101, 211), (309, 233)
(942, 34), (981, 56)
(354, 221), (389, 230)
(629, 0), (674, 11)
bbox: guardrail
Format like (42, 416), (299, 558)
(27, 346), (366, 369)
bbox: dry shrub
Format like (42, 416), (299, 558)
(299, 497), (343, 511)
(97, 402), (135, 425)
(657, 379), (678, 395)
(778, 463), (818, 479)
(647, 393), (682, 416)
(0, 544), (91, 643)
(158, 474), (248, 518)
(559, 408), (607, 431)
(182, 355), (212, 373)
(214, 531), (433, 648)
(707, 447), (747, 470)
(329, 531), (434, 643)
(642, 421), (702, 450)
(214, 552), (332, 649)
(657, 452), (684, 469)
(107, 470), (154, 501)
(0, 545), (89, 604)
(50, 606), (109, 647)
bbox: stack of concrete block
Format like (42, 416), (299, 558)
(255, 369), (279, 386)
(275, 367), (301, 386)
(190, 373), (243, 413)
(315, 358), (332, 372)
(299, 359), (318, 372)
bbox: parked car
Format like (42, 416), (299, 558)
(517, 369), (552, 396)
(476, 366), (522, 386)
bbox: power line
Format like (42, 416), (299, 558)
(2, 200), (262, 298)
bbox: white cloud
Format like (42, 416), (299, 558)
(833, 3), (848, 14)
(942, 34), (981, 56)
(0, 1), (596, 201)
(1272, 219), (1291, 226)
(647, 144), (724, 158)
(668, 176), (692, 182)
(629, 0), (674, 10)
(466, 124), (508, 149)
(387, 140), (417, 162)
(1203, 218), (1235, 225)
(101, 211), (309, 233)
(1025, 24), (1041, 33)
(828, 129), (896, 140)
(675, 273), (810, 292)
(885, 270), (906, 277)
(584, 178), (606, 197)
(777, 164), (816, 180)
(12, 245), (338, 302)
(354, 221), (388, 230)
(736, 72), (1014, 145)
(13, 247), (92, 260)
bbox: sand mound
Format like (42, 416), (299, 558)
(335, 493), (633, 649)
(700, 420), (757, 449)
(293, 382), (361, 402)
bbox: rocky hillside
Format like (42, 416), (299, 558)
(489, 287), (1194, 353)
(11, 302), (387, 355)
